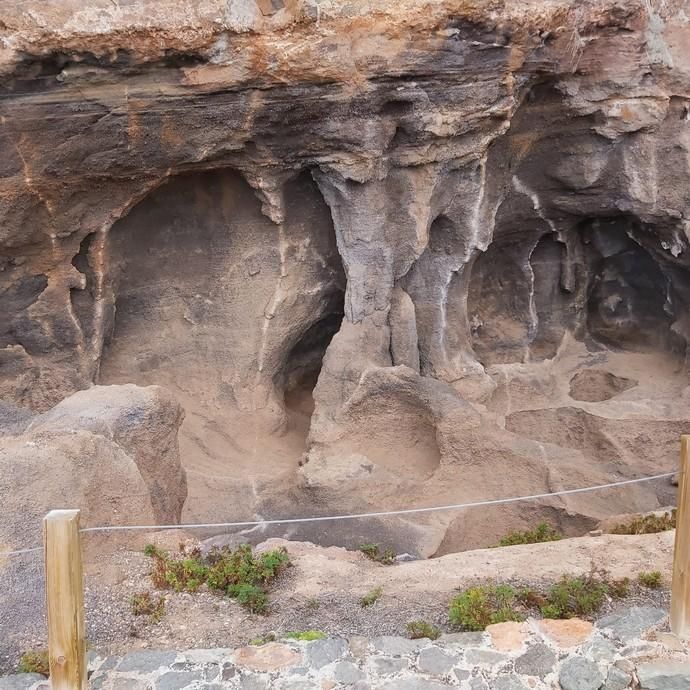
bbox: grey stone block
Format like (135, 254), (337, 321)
(332, 660), (365, 684)
(492, 675), (529, 690)
(559, 657), (604, 690)
(305, 637), (348, 669)
(0, 674), (46, 690)
(603, 665), (632, 690)
(117, 650), (177, 673)
(464, 649), (508, 666)
(378, 680), (451, 690)
(514, 643), (556, 678)
(371, 637), (426, 656)
(637, 661), (690, 689)
(417, 646), (458, 675)
(239, 673), (269, 690)
(371, 656), (408, 675)
(596, 607), (667, 642)
(155, 670), (204, 690)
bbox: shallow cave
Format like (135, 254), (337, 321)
(277, 296), (345, 428)
(581, 217), (677, 352)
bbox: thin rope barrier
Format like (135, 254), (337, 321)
(80, 471), (676, 534)
(0, 471), (676, 556)
(0, 546), (42, 557)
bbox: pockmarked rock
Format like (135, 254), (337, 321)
(637, 661), (690, 690)
(596, 607), (667, 642)
(559, 657), (604, 690)
(514, 643), (557, 678)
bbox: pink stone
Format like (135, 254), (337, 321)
(486, 622), (530, 652)
(538, 619), (593, 648)
(233, 643), (302, 671)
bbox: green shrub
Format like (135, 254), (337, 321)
(638, 570), (663, 589)
(406, 620), (441, 640)
(611, 511), (675, 535)
(250, 633), (276, 646)
(609, 577), (631, 599)
(540, 575), (607, 619)
(144, 543), (289, 613)
(449, 584), (524, 631)
(18, 649), (49, 676)
(495, 521), (562, 547)
(359, 544), (396, 565)
(283, 630), (327, 641)
(131, 591), (166, 623)
(360, 586), (383, 607)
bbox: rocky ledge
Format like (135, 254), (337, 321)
(2, 607), (690, 690)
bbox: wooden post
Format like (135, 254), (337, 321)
(671, 436), (690, 639)
(44, 509), (87, 690)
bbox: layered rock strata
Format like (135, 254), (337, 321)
(0, 0), (689, 553)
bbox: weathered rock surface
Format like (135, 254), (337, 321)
(0, 0), (689, 553)
(0, 384), (187, 672)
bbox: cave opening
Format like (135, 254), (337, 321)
(277, 293), (345, 433)
(580, 217), (677, 352)
(97, 166), (346, 482)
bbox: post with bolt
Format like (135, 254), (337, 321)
(671, 436), (690, 639)
(44, 509), (87, 690)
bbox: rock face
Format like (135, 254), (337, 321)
(0, 0), (689, 552)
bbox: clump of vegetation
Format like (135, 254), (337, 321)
(306, 597), (320, 610)
(540, 574), (608, 619)
(360, 586), (383, 608)
(406, 620), (441, 640)
(131, 591), (166, 623)
(249, 633), (276, 646)
(611, 511), (676, 535)
(449, 584), (524, 631)
(638, 570), (663, 589)
(359, 543), (396, 565)
(18, 649), (49, 677)
(494, 521), (562, 547)
(283, 630), (327, 641)
(144, 542), (290, 613)
(609, 577), (631, 599)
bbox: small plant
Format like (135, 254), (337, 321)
(360, 586), (383, 607)
(406, 620), (441, 640)
(540, 575), (608, 619)
(250, 633), (276, 646)
(638, 570), (663, 589)
(611, 511), (675, 535)
(495, 521), (562, 547)
(609, 577), (631, 599)
(18, 649), (49, 677)
(306, 597), (320, 610)
(359, 543), (396, 565)
(131, 591), (166, 623)
(283, 630), (327, 641)
(516, 587), (547, 609)
(449, 584), (524, 631)
(144, 543), (289, 613)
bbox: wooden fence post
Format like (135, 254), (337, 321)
(671, 436), (690, 639)
(44, 509), (87, 690)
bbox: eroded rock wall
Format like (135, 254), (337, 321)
(1, 0), (689, 553)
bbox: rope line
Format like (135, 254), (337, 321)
(0, 471), (675, 556)
(80, 471), (675, 533)
(0, 546), (42, 557)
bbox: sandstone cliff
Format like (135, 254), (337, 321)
(1, 0), (689, 554)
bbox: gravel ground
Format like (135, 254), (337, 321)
(0, 536), (672, 674)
